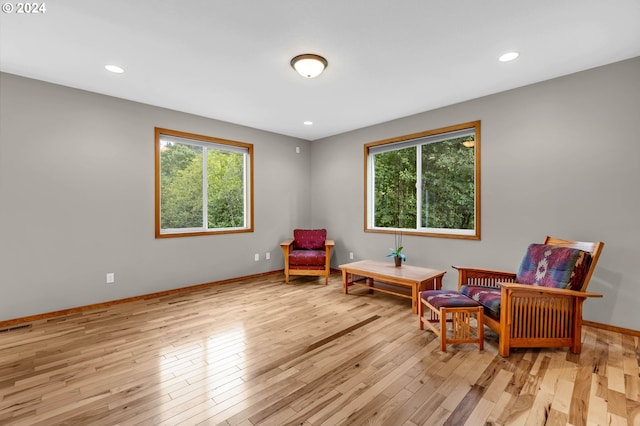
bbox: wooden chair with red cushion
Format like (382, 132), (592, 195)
(453, 236), (604, 356)
(280, 229), (335, 285)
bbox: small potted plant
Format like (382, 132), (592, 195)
(386, 232), (406, 267)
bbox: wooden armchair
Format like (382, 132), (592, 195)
(453, 236), (604, 357)
(280, 229), (335, 285)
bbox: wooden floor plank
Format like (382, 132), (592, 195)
(0, 272), (637, 425)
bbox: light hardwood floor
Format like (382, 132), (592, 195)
(1, 273), (638, 425)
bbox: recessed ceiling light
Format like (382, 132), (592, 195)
(105, 64), (124, 74)
(303, 121), (313, 126)
(498, 52), (519, 62)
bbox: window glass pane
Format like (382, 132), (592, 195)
(373, 146), (417, 228)
(207, 149), (245, 228)
(421, 136), (475, 230)
(160, 141), (203, 229)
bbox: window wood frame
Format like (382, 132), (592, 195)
(154, 127), (254, 238)
(364, 120), (481, 240)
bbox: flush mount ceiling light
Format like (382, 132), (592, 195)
(303, 121), (313, 125)
(290, 54), (328, 78)
(498, 51), (519, 62)
(105, 64), (124, 74)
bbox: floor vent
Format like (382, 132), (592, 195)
(0, 324), (32, 333)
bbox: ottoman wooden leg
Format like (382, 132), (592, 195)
(477, 307), (484, 351)
(440, 307), (448, 351)
(418, 295), (424, 330)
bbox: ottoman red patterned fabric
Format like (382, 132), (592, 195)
(420, 289), (480, 309)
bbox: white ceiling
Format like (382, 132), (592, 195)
(1, 1), (639, 141)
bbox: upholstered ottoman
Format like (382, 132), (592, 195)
(418, 290), (484, 351)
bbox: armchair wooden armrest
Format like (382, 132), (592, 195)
(280, 238), (294, 247)
(280, 239), (294, 260)
(497, 282), (603, 299)
(452, 266), (517, 290)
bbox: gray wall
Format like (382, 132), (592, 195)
(311, 57), (640, 330)
(2, 58), (639, 330)
(0, 73), (311, 321)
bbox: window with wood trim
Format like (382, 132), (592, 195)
(155, 128), (253, 238)
(365, 121), (480, 239)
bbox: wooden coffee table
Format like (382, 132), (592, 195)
(340, 260), (446, 313)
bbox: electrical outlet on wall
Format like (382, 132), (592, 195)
(266, 252), (270, 260)
(254, 253), (260, 261)
(349, 252), (354, 260)
(106, 273), (115, 284)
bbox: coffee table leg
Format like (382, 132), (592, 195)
(367, 277), (374, 294)
(342, 269), (349, 294)
(433, 276), (443, 290)
(411, 283), (417, 314)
